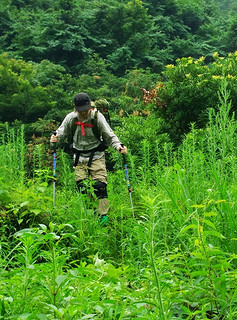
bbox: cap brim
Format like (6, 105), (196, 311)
(75, 104), (91, 112)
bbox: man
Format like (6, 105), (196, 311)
(50, 92), (127, 224)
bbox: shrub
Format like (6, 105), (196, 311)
(144, 52), (237, 144)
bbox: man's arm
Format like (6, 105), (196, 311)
(50, 112), (76, 144)
(97, 112), (127, 153)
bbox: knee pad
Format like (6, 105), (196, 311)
(93, 181), (108, 199)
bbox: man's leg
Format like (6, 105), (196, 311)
(89, 156), (110, 217)
(93, 180), (109, 216)
(74, 161), (88, 187)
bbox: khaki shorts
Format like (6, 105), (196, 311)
(74, 156), (107, 184)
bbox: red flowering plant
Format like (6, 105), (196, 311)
(141, 82), (166, 109)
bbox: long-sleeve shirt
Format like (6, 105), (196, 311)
(56, 110), (122, 162)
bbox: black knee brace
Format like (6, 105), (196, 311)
(93, 181), (108, 199)
(76, 180), (87, 194)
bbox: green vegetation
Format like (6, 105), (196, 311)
(1, 0), (237, 318)
(145, 52), (237, 143)
(1, 0), (237, 144)
(0, 85), (236, 319)
(1, 0), (237, 75)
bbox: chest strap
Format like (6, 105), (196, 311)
(73, 142), (108, 167)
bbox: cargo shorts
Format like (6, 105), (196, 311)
(74, 155), (107, 184)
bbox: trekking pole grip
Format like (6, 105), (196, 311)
(52, 130), (57, 152)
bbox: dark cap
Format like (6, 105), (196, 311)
(74, 92), (91, 112)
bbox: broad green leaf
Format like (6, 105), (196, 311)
(56, 275), (68, 287)
(168, 253), (181, 260)
(203, 230), (225, 239)
(45, 304), (64, 316)
(180, 224), (198, 234)
(35, 315), (47, 320)
(94, 305), (104, 313)
(191, 252), (205, 259)
(30, 209), (41, 215)
(20, 201), (29, 207)
(40, 182), (48, 187)
(203, 219), (216, 230)
(191, 270), (206, 278)
(208, 243), (214, 250)
(80, 315), (97, 319)
(15, 314), (32, 320)
(3, 296), (13, 302)
(39, 224), (47, 232)
(69, 269), (79, 277)
(36, 186), (46, 192)
(181, 305), (192, 314)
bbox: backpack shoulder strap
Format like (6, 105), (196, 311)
(91, 109), (101, 141)
(67, 115), (78, 146)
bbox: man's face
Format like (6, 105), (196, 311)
(77, 109), (91, 121)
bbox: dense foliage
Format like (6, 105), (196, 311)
(143, 52), (237, 142)
(1, 1), (237, 318)
(1, 0), (237, 145)
(0, 88), (236, 319)
(1, 0), (237, 76)
(1, 51), (237, 146)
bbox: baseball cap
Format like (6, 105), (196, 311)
(74, 92), (91, 112)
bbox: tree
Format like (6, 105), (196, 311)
(0, 0), (235, 77)
(0, 53), (70, 123)
(225, 15), (237, 53)
(107, 0), (152, 74)
(0, 0), (13, 49)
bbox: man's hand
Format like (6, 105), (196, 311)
(119, 145), (127, 154)
(50, 134), (58, 143)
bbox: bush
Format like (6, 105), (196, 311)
(144, 52), (237, 143)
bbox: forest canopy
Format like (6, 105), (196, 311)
(1, 0), (237, 75)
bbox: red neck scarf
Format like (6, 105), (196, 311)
(75, 121), (93, 136)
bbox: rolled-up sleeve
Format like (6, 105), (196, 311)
(56, 112), (76, 142)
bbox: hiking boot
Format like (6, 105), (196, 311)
(98, 198), (110, 216)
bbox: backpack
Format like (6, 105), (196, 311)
(93, 98), (111, 126)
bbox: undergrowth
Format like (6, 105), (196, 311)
(0, 86), (236, 319)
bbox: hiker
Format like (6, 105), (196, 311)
(50, 92), (127, 222)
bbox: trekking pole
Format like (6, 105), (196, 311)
(121, 145), (134, 214)
(52, 131), (57, 208)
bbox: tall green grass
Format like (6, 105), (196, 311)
(0, 85), (236, 319)
(0, 124), (25, 186)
